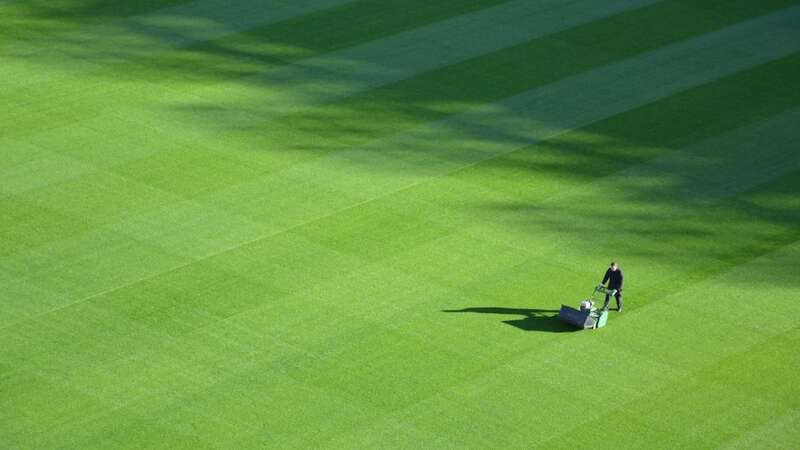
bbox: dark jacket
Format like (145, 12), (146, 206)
(602, 268), (624, 290)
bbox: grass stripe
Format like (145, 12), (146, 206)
(171, 0), (665, 120)
(157, 0), (517, 72)
(0, 0), (357, 94)
(3, 0), (680, 199)
(2, 0), (357, 58)
(274, 0), (800, 147)
(0, 0), (513, 96)
(536, 246), (800, 447)
(57, 0), (795, 203)
(420, 52), (800, 296)
(2, 0), (662, 141)
(3, 8), (796, 406)
(196, 7), (800, 225)
(321, 235), (799, 447)
(492, 109), (800, 284)
(81, 0), (798, 203)
(2, 3), (799, 447)
(5, 6), (794, 319)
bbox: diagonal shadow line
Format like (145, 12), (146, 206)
(9, 7), (799, 330)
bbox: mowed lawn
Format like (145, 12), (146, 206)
(2, 0), (800, 447)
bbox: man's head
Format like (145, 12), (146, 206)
(610, 262), (618, 271)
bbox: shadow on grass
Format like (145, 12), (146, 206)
(6, 0), (800, 292)
(442, 307), (576, 333)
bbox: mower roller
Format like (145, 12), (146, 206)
(558, 285), (617, 329)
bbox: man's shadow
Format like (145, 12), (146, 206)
(442, 307), (575, 333)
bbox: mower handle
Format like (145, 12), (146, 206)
(593, 285), (617, 297)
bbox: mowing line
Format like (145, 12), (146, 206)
(510, 107), (800, 210)
(2, 0), (357, 77)
(200, 6), (800, 210)
(6, 6), (800, 332)
(181, 0), (664, 116)
(357, 241), (800, 447)
(533, 244), (800, 446)
(450, 109), (800, 301)
(1, 0), (666, 198)
(4, 0), (662, 127)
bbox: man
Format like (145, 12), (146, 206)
(601, 262), (624, 312)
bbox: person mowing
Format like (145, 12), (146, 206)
(600, 262), (624, 312)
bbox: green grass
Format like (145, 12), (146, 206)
(2, 0), (799, 448)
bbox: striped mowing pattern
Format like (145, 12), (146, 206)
(1, 0), (799, 448)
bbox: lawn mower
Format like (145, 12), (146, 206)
(558, 285), (617, 329)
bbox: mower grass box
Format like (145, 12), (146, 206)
(558, 286), (615, 329)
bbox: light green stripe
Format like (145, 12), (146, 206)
(72, 0), (357, 55)
(30, 5), (795, 331)
(5, 7), (798, 320)
(2, 0), (663, 181)
(600, 108), (800, 203)
(1, 0), (356, 89)
(205, 6), (800, 218)
(721, 409), (800, 449)
(184, 0), (663, 118)
(457, 107), (800, 288)
(355, 240), (800, 447)
(6, 0), (662, 117)
(417, 6), (800, 169)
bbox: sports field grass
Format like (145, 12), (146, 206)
(2, 0), (800, 447)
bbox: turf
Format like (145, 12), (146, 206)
(1, 0), (799, 448)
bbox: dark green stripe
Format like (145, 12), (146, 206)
(205, 0), (515, 58)
(485, 52), (800, 183)
(275, 0), (800, 147)
(109, 0), (514, 84)
(0, 0), (190, 36)
(452, 54), (800, 304)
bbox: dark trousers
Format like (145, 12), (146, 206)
(603, 289), (623, 310)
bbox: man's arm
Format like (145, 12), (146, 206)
(601, 269), (610, 285)
(618, 269), (623, 289)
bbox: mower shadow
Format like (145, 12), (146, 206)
(442, 307), (576, 333)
